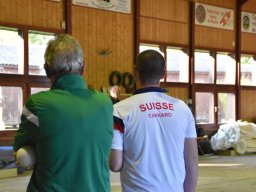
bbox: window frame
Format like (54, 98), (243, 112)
(192, 48), (237, 130)
(192, 84), (236, 130)
(0, 22), (64, 130)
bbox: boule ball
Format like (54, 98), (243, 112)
(16, 145), (36, 168)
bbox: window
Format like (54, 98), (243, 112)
(216, 52), (236, 85)
(195, 92), (214, 124)
(29, 31), (55, 76)
(0, 25), (60, 130)
(194, 50), (214, 84)
(218, 93), (235, 124)
(166, 47), (189, 83)
(0, 27), (24, 74)
(31, 87), (49, 95)
(0, 86), (22, 130)
(193, 49), (236, 128)
(240, 55), (256, 86)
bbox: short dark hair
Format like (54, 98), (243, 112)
(136, 50), (165, 85)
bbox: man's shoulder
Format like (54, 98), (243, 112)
(26, 90), (51, 103)
(87, 89), (113, 107)
(89, 89), (111, 99)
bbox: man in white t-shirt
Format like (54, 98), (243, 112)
(109, 50), (198, 192)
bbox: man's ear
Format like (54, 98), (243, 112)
(133, 65), (137, 78)
(80, 64), (85, 75)
(161, 69), (166, 79)
(44, 64), (50, 78)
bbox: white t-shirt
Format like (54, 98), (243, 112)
(112, 87), (196, 192)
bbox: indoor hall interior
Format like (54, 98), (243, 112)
(1, 0), (256, 191)
(0, 155), (256, 192)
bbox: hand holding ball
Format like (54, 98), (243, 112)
(16, 145), (36, 168)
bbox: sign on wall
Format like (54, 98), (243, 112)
(72, 0), (131, 14)
(195, 3), (234, 30)
(241, 12), (256, 34)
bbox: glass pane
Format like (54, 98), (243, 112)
(29, 31), (55, 76)
(194, 51), (214, 84)
(166, 48), (189, 82)
(0, 27), (24, 74)
(216, 53), (236, 85)
(139, 43), (164, 55)
(195, 92), (214, 124)
(0, 86), (22, 130)
(218, 93), (235, 124)
(139, 43), (165, 81)
(31, 87), (49, 95)
(240, 55), (256, 86)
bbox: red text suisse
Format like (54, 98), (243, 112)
(139, 102), (174, 112)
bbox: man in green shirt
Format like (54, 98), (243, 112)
(14, 34), (113, 192)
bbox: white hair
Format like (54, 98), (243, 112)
(44, 34), (84, 76)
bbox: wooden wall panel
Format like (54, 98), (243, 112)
(195, 27), (235, 50)
(72, 4), (134, 90)
(0, 0), (63, 29)
(241, 0), (256, 12)
(166, 87), (189, 103)
(241, 0), (256, 53)
(140, 17), (188, 45)
(140, 0), (189, 45)
(240, 90), (256, 122)
(241, 33), (256, 53)
(195, 0), (236, 8)
(195, 0), (236, 50)
(140, 0), (188, 22)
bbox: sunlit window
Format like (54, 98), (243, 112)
(0, 27), (24, 74)
(216, 52), (236, 85)
(139, 43), (164, 56)
(194, 51), (214, 84)
(29, 31), (55, 76)
(218, 93), (235, 124)
(166, 47), (189, 82)
(195, 92), (214, 124)
(0, 25), (60, 130)
(240, 55), (256, 86)
(0, 86), (22, 130)
(31, 87), (49, 95)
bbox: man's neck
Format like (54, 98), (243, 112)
(136, 82), (160, 89)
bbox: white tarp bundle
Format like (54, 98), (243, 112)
(238, 121), (256, 153)
(210, 120), (256, 154)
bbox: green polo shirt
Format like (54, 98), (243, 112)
(14, 74), (113, 192)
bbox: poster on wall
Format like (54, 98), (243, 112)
(72, 0), (131, 14)
(241, 12), (256, 34)
(195, 3), (234, 30)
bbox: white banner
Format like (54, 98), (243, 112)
(72, 0), (131, 14)
(195, 3), (234, 30)
(241, 12), (256, 34)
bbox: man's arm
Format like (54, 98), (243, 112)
(14, 103), (39, 151)
(184, 138), (198, 192)
(110, 115), (124, 172)
(109, 149), (123, 172)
